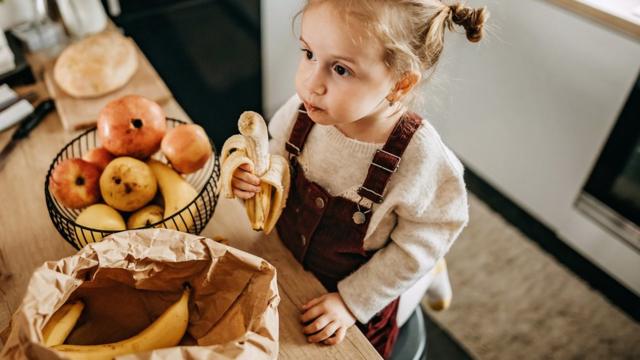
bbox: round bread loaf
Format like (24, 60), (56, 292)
(54, 32), (138, 98)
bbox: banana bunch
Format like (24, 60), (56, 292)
(47, 287), (190, 360)
(220, 111), (290, 235)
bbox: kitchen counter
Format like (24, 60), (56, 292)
(0, 59), (380, 359)
(546, 0), (640, 39)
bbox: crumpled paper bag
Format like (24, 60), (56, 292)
(1, 229), (280, 359)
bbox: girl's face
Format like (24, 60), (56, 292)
(295, 2), (396, 126)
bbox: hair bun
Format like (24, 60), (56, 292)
(449, 4), (487, 42)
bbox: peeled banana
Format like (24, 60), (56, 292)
(52, 287), (190, 360)
(219, 111), (290, 234)
(147, 159), (199, 232)
(42, 300), (85, 347)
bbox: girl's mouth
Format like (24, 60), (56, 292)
(304, 101), (323, 113)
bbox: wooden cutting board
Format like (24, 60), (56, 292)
(44, 37), (173, 131)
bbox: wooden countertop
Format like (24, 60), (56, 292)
(546, 0), (640, 39)
(0, 61), (380, 359)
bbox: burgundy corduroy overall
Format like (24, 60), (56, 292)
(276, 105), (422, 359)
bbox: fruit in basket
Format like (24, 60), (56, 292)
(82, 147), (115, 172)
(100, 157), (157, 212)
(147, 160), (198, 232)
(97, 95), (167, 159)
(75, 204), (126, 242)
(127, 204), (164, 229)
(219, 111), (290, 235)
(42, 300), (85, 347)
(52, 287), (190, 359)
(161, 124), (212, 174)
(49, 159), (102, 209)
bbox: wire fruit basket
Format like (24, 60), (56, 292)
(45, 118), (221, 250)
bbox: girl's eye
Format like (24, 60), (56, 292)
(333, 64), (351, 77)
(301, 48), (315, 61)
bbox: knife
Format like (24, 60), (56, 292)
(0, 99), (55, 171)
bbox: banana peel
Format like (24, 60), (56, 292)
(219, 111), (290, 234)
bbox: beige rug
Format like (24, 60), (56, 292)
(423, 193), (640, 359)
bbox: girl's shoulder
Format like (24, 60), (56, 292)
(399, 114), (465, 182)
(267, 94), (302, 140)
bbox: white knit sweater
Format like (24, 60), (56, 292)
(268, 94), (469, 323)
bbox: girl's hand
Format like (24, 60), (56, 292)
(232, 163), (261, 199)
(300, 292), (356, 345)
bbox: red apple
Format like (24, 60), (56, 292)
(97, 95), (167, 159)
(161, 124), (212, 174)
(82, 147), (115, 172)
(49, 158), (101, 209)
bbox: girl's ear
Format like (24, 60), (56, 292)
(387, 71), (422, 103)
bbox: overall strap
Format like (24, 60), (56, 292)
(357, 112), (423, 204)
(285, 105), (315, 157)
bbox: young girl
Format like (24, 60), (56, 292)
(233, 0), (487, 357)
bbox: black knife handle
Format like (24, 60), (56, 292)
(12, 99), (55, 140)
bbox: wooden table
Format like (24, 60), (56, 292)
(0, 85), (380, 359)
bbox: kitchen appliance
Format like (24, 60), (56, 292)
(576, 72), (640, 252)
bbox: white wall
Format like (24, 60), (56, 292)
(262, 0), (640, 295)
(261, 0), (304, 118)
(421, 0), (640, 295)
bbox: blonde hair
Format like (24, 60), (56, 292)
(297, 0), (489, 106)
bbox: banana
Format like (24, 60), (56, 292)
(219, 111), (290, 234)
(52, 287), (190, 360)
(75, 204), (126, 243)
(147, 159), (199, 232)
(42, 300), (85, 347)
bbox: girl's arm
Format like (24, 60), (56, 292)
(337, 174), (469, 324)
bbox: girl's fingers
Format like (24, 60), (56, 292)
(233, 189), (256, 199)
(308, 321), (339, 343)
(238, 163), (253, 171)
(323, 327), (346, 345)
(300, 304), (324, 323)
(303, 315), (330, 335)
(302, 295), (325, 311)
(232, 176), (261, 193)
(235, 167), (261, 185)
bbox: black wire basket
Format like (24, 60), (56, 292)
(45, 118), (221, 250)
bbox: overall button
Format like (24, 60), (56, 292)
(301, 235), (306, 246)
(315, 197), (325, 209)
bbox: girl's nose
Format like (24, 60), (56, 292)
(307, 67), (327, 96)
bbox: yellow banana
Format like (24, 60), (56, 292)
(147, 160), (199, 232)
(52, 287), (190, 360)
(219, 111), (290, 234)
(42, 300), (85, 347)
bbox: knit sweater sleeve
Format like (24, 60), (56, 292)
(267, 94), (301, 157)
(337, 164), (469, 323)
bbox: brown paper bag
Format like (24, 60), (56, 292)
(1, 229), (280, 359)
